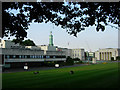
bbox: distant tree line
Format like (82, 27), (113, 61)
(12, 39), (36, 46)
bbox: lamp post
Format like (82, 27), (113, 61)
(61, 50), (62, 61)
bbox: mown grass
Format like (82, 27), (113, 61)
(2, 62), (118, 88)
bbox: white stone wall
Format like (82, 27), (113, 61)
(38, 45), (48, 51)
(71, 48), (85, 60)
(25, 46), (41, 50)
(38, 45), (56, 51)
(95, 51), (100, 60)
(0, 39), (5, 48)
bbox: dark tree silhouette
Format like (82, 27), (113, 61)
(2, 2), (119, 41)
(12, 39), (36, 46)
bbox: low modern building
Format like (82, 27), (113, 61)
(56, 47), (72, 57)
(0, 32), (66, 68)
(95, 48), (120, 60)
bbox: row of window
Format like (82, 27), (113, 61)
(0, 44), (3, 47)
(73, 54), (81, 57)
(5, 55), (66, 59)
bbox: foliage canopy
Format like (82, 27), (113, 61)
(2, 2), (119, 41)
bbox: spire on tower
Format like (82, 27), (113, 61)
(50, 31), (52, 35)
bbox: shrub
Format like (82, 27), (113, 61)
(74, 61), (83, 64)
(116, 56), (120, 60)
(66, 56), (74, 65)
(102, 62), (107, 64)
(73, 58), (80, 61)
(111, 57), (114, 61)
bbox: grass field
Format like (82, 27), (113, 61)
(2, 62), (118, 88)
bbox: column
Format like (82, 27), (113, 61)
(101, 52), (102, 60)
(107, 52), (108, 60)
(103, 52), (104, 60)
(108, 52), (110, 60)
(109, 52), (111, 60)
(110, 52), (112, 60)
(105, 52), (106, 60)
(104, 52), (106, 60)
(102, 52), (104, 60)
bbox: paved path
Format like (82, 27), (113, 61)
(2, 61), (119, 73)
(3, 64), (89, 73)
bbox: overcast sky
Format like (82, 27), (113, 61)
(25, 22), (118, 52)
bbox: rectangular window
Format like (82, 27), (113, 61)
(25, 56), (27, 58)
(19, 55), (21, 58)
(13, 55), (16, 58)
(39, 55), (41, 58)
(22, 55), (24, 58)
(53, 56), (55, 58)
(36, 55), (38, 58)
(46, 56), (50, 58)
(33, 55), (35, 58)
(75, 54), (76, 56)
(7, 55), (9, 59)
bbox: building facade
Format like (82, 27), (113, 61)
(85, 52), (95, 60)
(71, 49), (85, 60)
(56, 47), (72, 57)
(95, 48), (120, 60)
(0, 38), (66, 68)
(0, 39), (20, 48)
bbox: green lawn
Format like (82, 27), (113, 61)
(2, 62), (118, 88)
